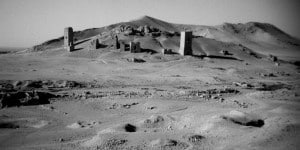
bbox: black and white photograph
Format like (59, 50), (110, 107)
(0, 0), (299, 149)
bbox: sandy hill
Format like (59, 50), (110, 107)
(0, 47), (26, 54)
(30, 15), (300, 62)
(177, 22), (300, 61)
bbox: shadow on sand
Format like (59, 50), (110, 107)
(141, 49), (158, 54)
(192, 54), (242, 61)
(74, 39), (91, 46)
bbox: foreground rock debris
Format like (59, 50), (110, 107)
(0, 15), (300, 150)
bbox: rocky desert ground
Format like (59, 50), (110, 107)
(0, 16), (299, 150)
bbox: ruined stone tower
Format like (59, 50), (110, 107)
(64, 27), (74, 52)
(130, 42), (141, 53)
(89, 38), (100, 50)
(179, 31), (193, 55)
(115, 35), (120, 49)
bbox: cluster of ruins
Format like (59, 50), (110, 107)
(64, 26), (193, 56)
(115, 25), (161, 37)
(118, 41), (141, 52)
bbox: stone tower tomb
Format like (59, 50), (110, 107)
(130, 42), (141, 53)
(115, 35), (120, 49)
(179, 31), (192, 55)
(64, 27), (74, 52)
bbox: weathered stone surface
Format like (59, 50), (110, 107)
(89, 39), (100, 50)
(162, 49), (173, 55)
(221, 110), (264, 127)
(64, 27), (74, 52)
(137, 26), (144, 32)
(130, 42), (141, 53)
(115, 24), (163, 36)
(115, 35), (120, 49)
(268, 54), (277, 62)
(144, 25), (150, 33)
(151, 32), (161, 37)
(123, 26), (134, 35)
(120, 41), (131, 51)
(120, 42), (126, 51)
(179, 31), (193, 56)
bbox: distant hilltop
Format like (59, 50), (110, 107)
(31, 15), (300, 61)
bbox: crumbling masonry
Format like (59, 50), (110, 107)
(115, 35), (120, 49)
(130, 42), (141, 53)
(89, 38), (100, 50)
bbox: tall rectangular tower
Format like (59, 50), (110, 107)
(179, 31), (193, 55)
(64, 27), (74, 52)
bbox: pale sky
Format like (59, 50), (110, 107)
(0, 0), (299, 47)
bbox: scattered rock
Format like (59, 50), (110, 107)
(219, 98), (225, 102)
(124, 123), (137, 132)
(268, 54), (278, 62)
(109, 102), (139, 109)
(66, 121), (99, 129)
(122, 102), (138, 109)
(0, 91), (56, 108)
(188, 88), (239, 100)
(188, 135), (205, 144)
(162, 139), (189, 150)
(176, 86), (192, 89)
(167, 125), (173, 130)
(221, 110), (264, 127)
(219, 50), (230, 55)
(259, 73), (276, 77)
(147, 106), (157, 110)
(233, 82), (253, 89)
(127, 58), (146, 63)
(233, 100), (249, 108)
(143, 115), (165, 128)
(100, 138), (128, 150)
(108, 103), (119, 109)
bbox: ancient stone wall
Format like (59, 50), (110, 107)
(120, 42), (126, 51)
(89, 39), (100, 50)
(162, 49), (173, 55)
(130, 42), (141, 53)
